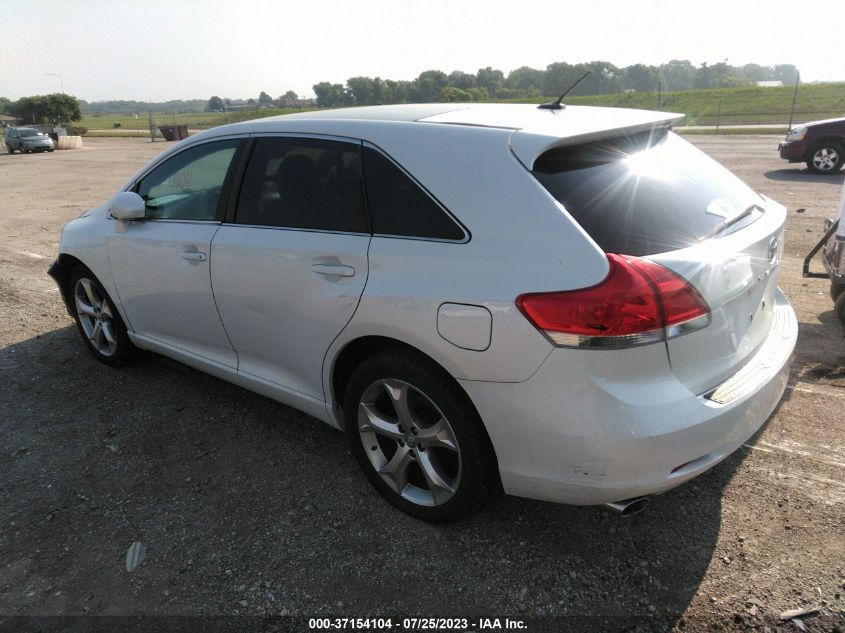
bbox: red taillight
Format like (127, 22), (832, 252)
(516, 254), (710, 349)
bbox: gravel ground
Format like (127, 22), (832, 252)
(0, 136), (843, 632)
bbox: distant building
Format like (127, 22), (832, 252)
(756, 81), (784, 88)
(279, 97), (314, 108)
(0, 113), (23, 127)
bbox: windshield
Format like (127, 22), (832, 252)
(19, 129), (41, 137)
(532, 130), (763, 256)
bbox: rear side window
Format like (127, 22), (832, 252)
(532, 130), (763, 256)
(363, 146), (465, 241)
(236, 137), (367, 233)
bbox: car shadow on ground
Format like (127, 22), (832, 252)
(763, 168), (845, 184)
(0, 326), (759, 629)
(791, 315), (845, 384)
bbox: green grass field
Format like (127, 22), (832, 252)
(79, 83), (844, 134)
(508, 82), (845, 126)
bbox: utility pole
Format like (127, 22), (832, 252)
(788, 72), (801, 132)
(715, 96), (723, 134)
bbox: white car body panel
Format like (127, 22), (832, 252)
(52, 103), (798, 508)
(651, 198), (787, 394)
(210, 226), (370, 401)
(56, 205), (130, 325)
(337, 236), (554, 384)
(460, 289), (796, 505)
(108, 219), (237, 367)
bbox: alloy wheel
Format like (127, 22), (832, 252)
(812, 147), (839, 172)
(74, 277), (118, 356)
(357, 378), (462, 507)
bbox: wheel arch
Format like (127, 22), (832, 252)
(331, 336), (448, 418)
(804, 136), (844, 160)
(49, 253), (90, 316)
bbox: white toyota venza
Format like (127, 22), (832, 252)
(50, 104), (797, 521)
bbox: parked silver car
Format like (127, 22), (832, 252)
(5, 127), (55, 153)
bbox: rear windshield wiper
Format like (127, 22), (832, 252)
(700, 203), (763, 240)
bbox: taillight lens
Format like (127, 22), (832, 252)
(516, 254), (710, 349)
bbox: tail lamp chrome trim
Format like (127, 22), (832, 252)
(544, 313), (711, 350)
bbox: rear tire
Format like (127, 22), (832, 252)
(343, 349), (499, 522)
(6, 145), (14, 154)
(806, 141), (844, 174)
(67, 265), (136, 366)
(830, 283), (845, 303)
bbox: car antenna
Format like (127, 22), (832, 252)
(538, 71), (591, 111)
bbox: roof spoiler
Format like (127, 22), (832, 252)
(510, 111), (685, 171)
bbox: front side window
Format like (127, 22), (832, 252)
(137, 140), (240, 221)
(362, 146), (465, 241)
(236, 137), (367, 233)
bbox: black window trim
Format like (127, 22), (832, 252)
(361, 141), (470, 244)
(127, 135), (247, 224)
(226, 132), (371, 236)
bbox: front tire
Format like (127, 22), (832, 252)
(6, 145), (14, 154)
(806, 141), (844, 174)
(344, 349), (499, 522)
(67, 266), (136, 366)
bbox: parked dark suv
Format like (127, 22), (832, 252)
(5, 127), (55, 154)
(778, 116), (845, 174)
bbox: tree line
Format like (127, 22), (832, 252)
(0, 94), (82, 124)
(205, 90), (301, 112)
(311, 60), (801, 107)
(0, 59), (802, 119)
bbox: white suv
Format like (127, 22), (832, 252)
(49, 104), (797, 521)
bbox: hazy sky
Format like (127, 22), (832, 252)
(2, 0), (843, 102)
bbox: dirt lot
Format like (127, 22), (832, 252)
(0, 136), (843, 631)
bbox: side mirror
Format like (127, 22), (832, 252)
(110, 191), (146, 221)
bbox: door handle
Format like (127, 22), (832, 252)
(180, 251), (207, 262)
(311, 264), (355, 278)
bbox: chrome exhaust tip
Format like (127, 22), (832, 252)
(603, 496), (650, 517)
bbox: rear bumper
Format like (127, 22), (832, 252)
(778, 140), (805, 162)
(460, 289), (797, 506)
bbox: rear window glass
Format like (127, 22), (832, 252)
(532, 130), (763, 256)
(363, 147), (465, 241)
